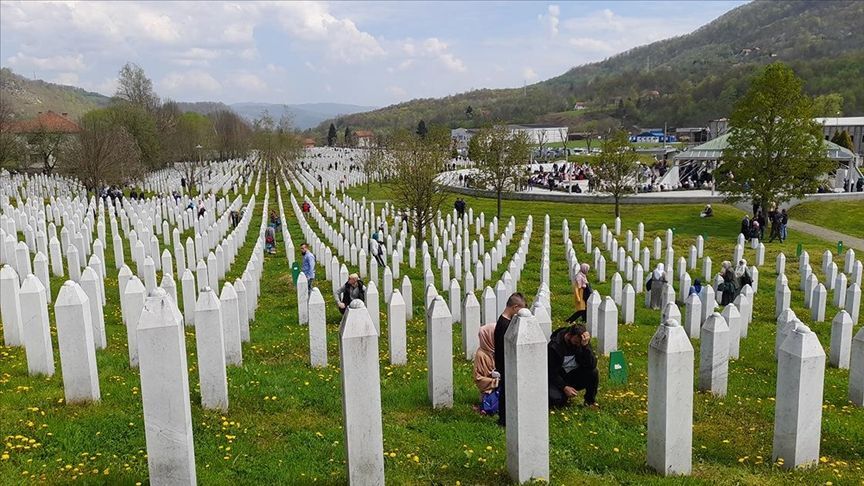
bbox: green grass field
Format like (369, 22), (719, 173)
(790, 199), (864, 239)
(1, 182), (862, 484)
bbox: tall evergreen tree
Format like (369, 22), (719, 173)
(327, 123), (337, 147)
(344, 126), (351, 147)
(416, 120), (428, 139)
(831, 130), (854, 152)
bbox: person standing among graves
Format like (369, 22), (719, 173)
(472, 324), (500, 415)
(370, 226), (386, 267)
(494, 292), (527, 427)
(740, 215), (750, 238)
(337, 274), (366, 314)
(300, 243), (316, 291)
(779, 208), (788, 242)
(548, 324), (599, 408)
(265, 226), (277, 254)
(733, 259), (752, 295)
(567, 263), (591, 322)
(718, 261), (737, 306)
(756, 210), (766, 240)
(649, 264), (667, 309)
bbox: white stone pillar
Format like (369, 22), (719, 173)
(463, 292), (481, 359)
(698, 313), (728, 396)
(684, 293), (701, 339)
(648, 318), (693, 476)
(401, 275), (413, 321)
(504, 307), (549, 483)
(19, 274), (55, 376)
(598, 296), (618, 355)
(0, 265), (24, 346)
(482, 286), (497, 325)
(622, 283), (635, 325)
(194, 288), (228, 410)
(220, 283), (243, 366)
(586, 290), (601, 337)
(772, 322), (825, 469)
(722, 303), (742, 360)
(235, 278), (249, 342)
(829, 310), (852, 369)
(339, 300), (384, 485)
(388, 289), (407, 365)
(80, 267), (106, 350)
(427, 295), (453, 408)
(297, 272), (309, 325)
(55, 281), (101, 403)
(850, 326), (864, 406)
(181, 269), (196, 327)
(137, 289), (196, 485)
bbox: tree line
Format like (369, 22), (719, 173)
(0, 62), (302, 192)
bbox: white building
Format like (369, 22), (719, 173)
(507, 124), (568, 145)
(814, 117), (864, 156)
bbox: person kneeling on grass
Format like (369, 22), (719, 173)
(337, 274), (366, 314)
(472, 323), (500, 415)
(548, 324), (599, 408)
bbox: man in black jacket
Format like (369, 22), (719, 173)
(494, 292), (527, 426)
(548, 324), (599, 408)
(337, 274), (366, 314)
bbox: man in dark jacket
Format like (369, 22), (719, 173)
(337, 274), (366, 314)
(494, 292), (527, 426)
(548, 324), (599, 408)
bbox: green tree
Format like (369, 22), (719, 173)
(831, 130), (854, 152)
(466, 133), (481, 162)
(85, 104), (160, 169)
(0, 98), (25, 171)
(416, 119), (428, 139)
(590, 129), (641, 217)
(718, 63), (832, 208)
(472, 125), (531, 218)
(327, 123), (337, 147)
(812, 93), (844, 117)
(343, 126), (352, 147)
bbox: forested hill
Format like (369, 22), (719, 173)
(0, 68), (111, 120)
(316, 0), (864, 135)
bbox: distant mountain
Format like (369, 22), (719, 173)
(0, 67), (111, 120)
(175, 101), (233, 115)
(317, 0), (864, 134)
(229, 102), (376, 130)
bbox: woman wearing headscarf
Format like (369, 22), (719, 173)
(688, 278), (703, 296)
(649, 263), (667, 309)
(719, 260), (737, 306)
(567, 263), (591, 322)
(473, 324), (500, 415)
(734, 259), (752, 295)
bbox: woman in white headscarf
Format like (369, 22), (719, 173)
(649, 263), (666, 309)
(734, 259), (751, 295)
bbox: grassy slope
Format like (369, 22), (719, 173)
(790, 199), (864, 240)
(1, 184), (862, 484)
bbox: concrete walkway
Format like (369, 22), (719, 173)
(787, 220), (864, 252)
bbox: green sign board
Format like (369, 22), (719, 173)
(608, 351), (628, 385)
(291, 262), (301, 285)
(796, 243), (803, 258)
(838, 241), (843, 255)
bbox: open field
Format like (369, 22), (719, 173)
(1, 182), (862, 484)
(790, 199), (864, 240)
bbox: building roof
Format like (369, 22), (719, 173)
(6, 111), (81, 134)
(814, 117), (864, 127)
(353, 130), (374, 138)
(508, 124), (567, 130)
(674, 132), (855, 161)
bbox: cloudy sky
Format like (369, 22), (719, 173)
(1, 1), (747, 107)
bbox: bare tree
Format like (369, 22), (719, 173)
(0, 98), (25, 171)
(535, 129), (547, 161)
(558, 127), (569, 156)
(115, 62), (160, 112)
(472, 125), (531, 218)
(59, 117), (143, 191)
(590, 129), (641, 217)
(390, 126), (450, 237)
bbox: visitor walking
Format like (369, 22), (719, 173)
(300, 243), (316, 291)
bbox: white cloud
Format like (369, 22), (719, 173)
(160, 70), (222, 94)
(522, 67), (538, 81)
(540, 4), (560, 36)
(276, 2), (384, 63)
(227, 73), (267, 93)
(420, 38), (466, 73)
(7, 52), (86, 72)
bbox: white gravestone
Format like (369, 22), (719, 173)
(647, 319), (693, 476)
(55, 281), (101, 403)
(19, 275), (55, 376)
(388, 289), (407, 365)
(339, 300), (385, 485)
(194, 288), (229, 410)
(427, 296), (453, 408)
(699, 312), (729, 396)
(829, 310), (852, 369)
(308, 288), (327, 368)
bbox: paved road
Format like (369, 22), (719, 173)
(787, 220), (864, 252)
